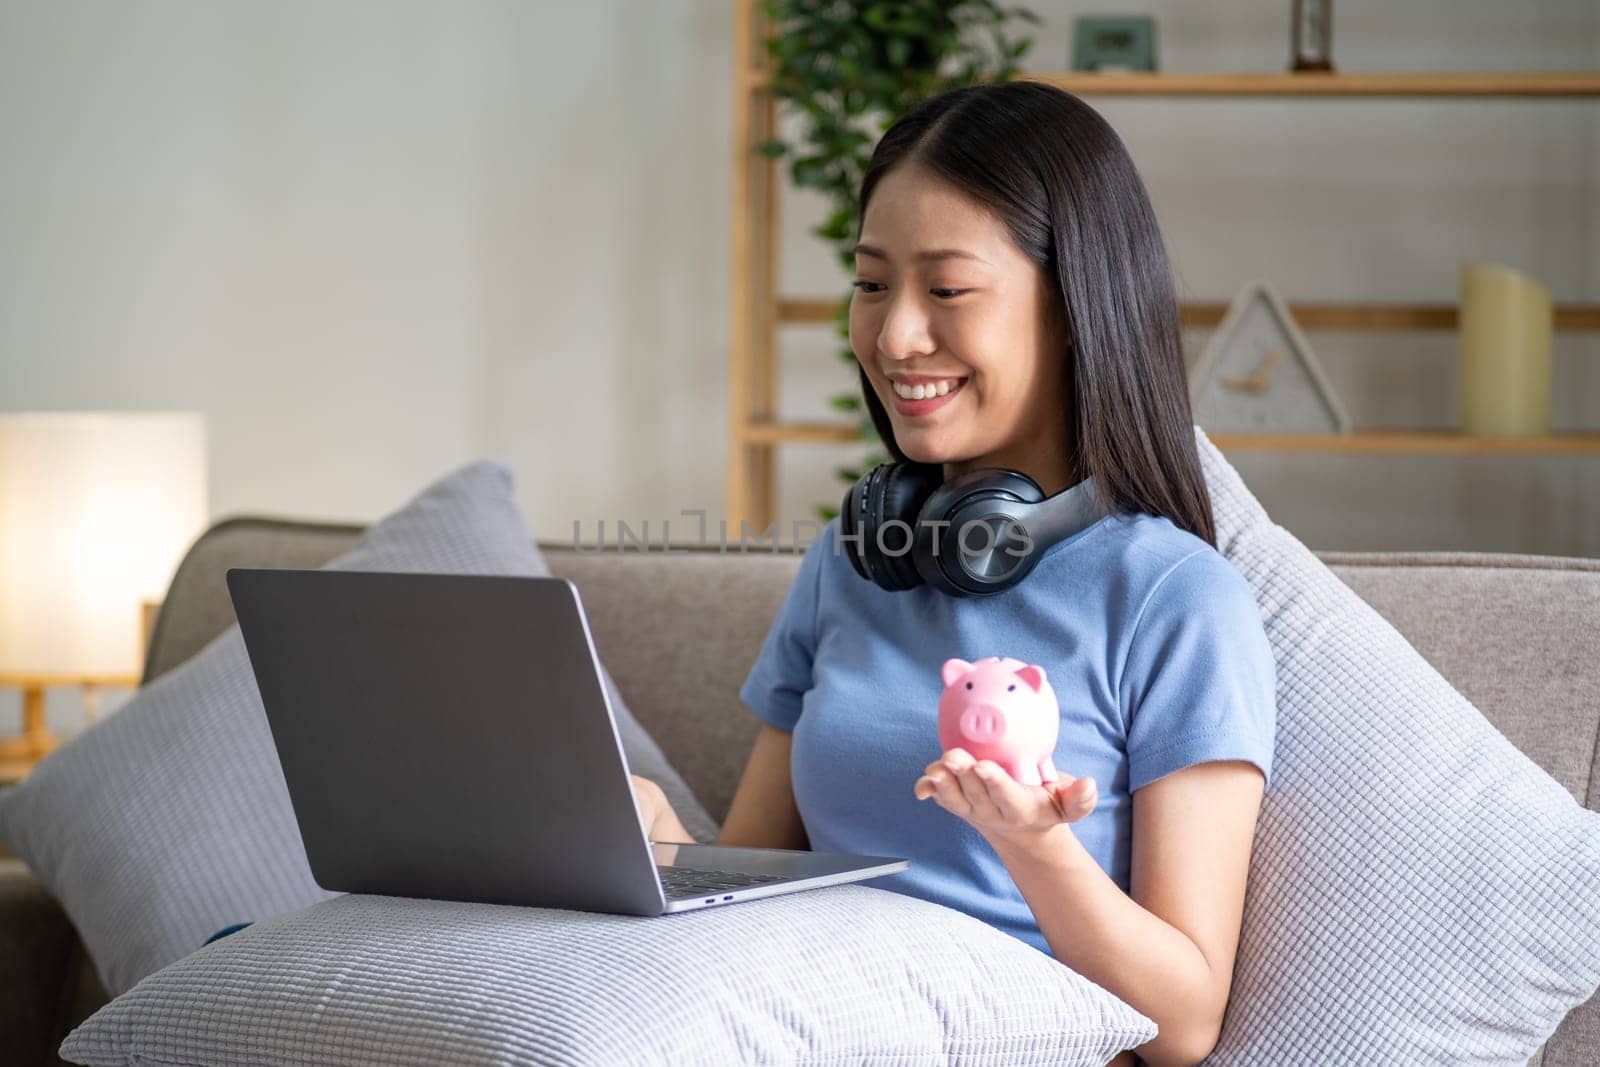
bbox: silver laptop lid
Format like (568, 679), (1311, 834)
(226, 568), (669, 916)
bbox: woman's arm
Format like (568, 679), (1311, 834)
(716, 722), (811, 850)
(986, 759), (1264, 1067)
(641, 723), (811, 850)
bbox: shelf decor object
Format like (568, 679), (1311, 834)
(1071, 16), (1157, 73)
(1290, 0), (1334, 73)
(1458, 261), (1553, 437)
(1189, 280), (1353, 435)
(0, 412), (208, 775)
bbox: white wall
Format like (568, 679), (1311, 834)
(0, 0), (734, 733)
(0, 0), (732, 543)
(1, 1), (1596, 736)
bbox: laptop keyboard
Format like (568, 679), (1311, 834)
(657, 865), (785, 899)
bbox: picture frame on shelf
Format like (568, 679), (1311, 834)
(1070, 16), (1157, 73)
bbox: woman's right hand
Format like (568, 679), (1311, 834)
(630, 773), (697, 844)
(629, 774), (666, 831)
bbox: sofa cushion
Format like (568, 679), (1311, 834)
(59, 884), (1156, 1066)
(1189, 427), (1600, 1064)
(0, 459), (717, 997)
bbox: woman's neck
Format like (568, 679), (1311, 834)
(942, 438), (1078, 498)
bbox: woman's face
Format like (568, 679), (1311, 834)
(849, 162), (1073, 492)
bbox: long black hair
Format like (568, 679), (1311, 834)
(855, 80), (1216, 548)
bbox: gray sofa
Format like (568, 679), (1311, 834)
(3, 515), (1597, 1066)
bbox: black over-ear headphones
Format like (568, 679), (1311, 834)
(839, 462), (1103, 598)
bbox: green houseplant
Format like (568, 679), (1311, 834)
(757, 0), (1040, 521)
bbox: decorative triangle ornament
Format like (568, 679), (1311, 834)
(1188, 279), (1353, 434)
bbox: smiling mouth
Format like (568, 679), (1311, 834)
(889, 377), (966, 401)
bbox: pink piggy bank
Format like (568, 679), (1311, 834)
(938, 656), (1061, 787)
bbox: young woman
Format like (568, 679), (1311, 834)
(634, 80), (1277, 1067)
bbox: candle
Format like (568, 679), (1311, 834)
(1457, 261), (1552, 436)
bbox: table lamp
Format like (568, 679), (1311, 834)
(0, 412), (208, 771)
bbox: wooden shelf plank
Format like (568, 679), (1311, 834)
(746, 419), (863, 445)
(748, 70), (1600, 98)
(0, 672), (141, 688)
(1203, 431), (1600, 454)
(778, 299), (846, 324)
(742, 421), (1600, 455)
(1024, 71), (1600, 98)
(777, 299), (1600, 332)
(1179, 303), (1600, 331)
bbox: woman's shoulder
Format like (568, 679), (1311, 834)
(1100, 511), (1255, 605)
(793, 515), (853, 594)
(1108, 514), (1274, 699)
(1100, 510), (1219, 570)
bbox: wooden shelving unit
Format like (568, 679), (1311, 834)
(725, 0), (1600, 530)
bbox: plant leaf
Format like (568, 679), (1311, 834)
(829, 393), (862, 412)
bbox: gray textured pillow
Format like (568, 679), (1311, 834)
(59, 885), (1156, 1066)
(1189, 426), (1600, 1064)
(0, 459), (717, 997)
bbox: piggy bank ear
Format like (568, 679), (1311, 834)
(1015, 665), (1047, 693)
(941, 659), (974, 687)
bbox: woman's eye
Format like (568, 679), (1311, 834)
(849, 281), (967, 300)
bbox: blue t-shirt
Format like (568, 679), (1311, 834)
(737, 509), (1277, 957)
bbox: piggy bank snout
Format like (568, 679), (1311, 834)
(957, 703), (1008, 743)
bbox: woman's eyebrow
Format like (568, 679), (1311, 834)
(852, 243), (990, 266)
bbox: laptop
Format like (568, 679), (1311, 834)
(225, 567), (908, 916)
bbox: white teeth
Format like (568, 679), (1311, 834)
(892, 378), (963, 400)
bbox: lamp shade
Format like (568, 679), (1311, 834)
(0, 412), (208, 677)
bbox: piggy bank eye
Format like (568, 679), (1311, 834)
(1007, 684), (1016, 691)
(965, 682), (973, 690)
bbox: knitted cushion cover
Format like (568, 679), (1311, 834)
(1190, 426), (1600, 1064)
(58, 885), (1157, 1066)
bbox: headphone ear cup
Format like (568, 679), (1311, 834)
(914, 469), (1046, 597)
(846, 461), (943, 591)
(839, 469), (877, 583)
(875, 462), (944, 590)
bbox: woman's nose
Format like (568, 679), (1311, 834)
(877, 294), (936, 362)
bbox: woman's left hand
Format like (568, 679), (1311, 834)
(914, 748), (1097, 845)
